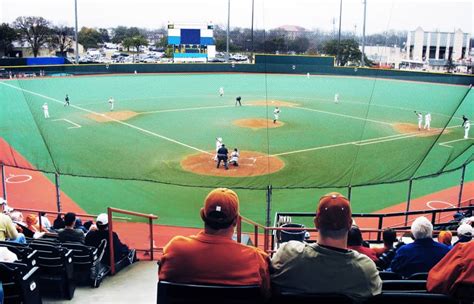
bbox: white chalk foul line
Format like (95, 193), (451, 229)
(0, 81), (211, 155)
(292, 106), (393, 126)
(439, 137), (472, 148)
(52, 118), (81, 129)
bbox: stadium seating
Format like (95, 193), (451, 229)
(406, 272), (429, 280)
(378, 271), (402, 280)
(381, 280), (427, 293)
(61, 239), (109, 287)
(0, 262), (42, 304)
(272, 291), (353, 304)
(156, 281), (263, 304)
(0, 242), (38, 269)
(28, 242), (75, 300)
(366, 292), (458, 304)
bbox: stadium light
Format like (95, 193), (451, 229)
(251, 0), (254, 59)
(361, 0), (367, 66)
(74, 0), (79, 64)
(226, 0), (230, 61)
(337, 0), (343, 66)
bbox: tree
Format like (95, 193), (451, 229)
(289, 37), (310, 54)
(112, 26), (128, 43)
(78, 27), (102, 50)
(123, 36), (148, 52)
(323, 38), (362, 66)
(0, 23), (17, 55)
(51, 26), (74, 56)
(13, 16), (52, 57)
(98, 28), (110, 43)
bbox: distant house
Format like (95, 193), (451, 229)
(276, 25), (307, 40)
(10, 39), (84, 58)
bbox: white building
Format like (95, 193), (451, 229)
(362, 46), (403, 68)
(406, 27), (470, 61)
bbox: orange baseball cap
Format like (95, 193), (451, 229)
(315, 192), (352, 231)
(200, 188), (239, 225)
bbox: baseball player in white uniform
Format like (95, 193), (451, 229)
(219, 87), (224, 97)
(229, 148), (239, 166)
(334, 93), (339, 104)
(415, 111), (423, 130)
(424, 113), (432, 131)
(273, 107), (281, 124)
(42, 103), (49, 118)
(108, 97), (114, 111)
(214, 137), (223, 161)
(462, 115), (470, 139)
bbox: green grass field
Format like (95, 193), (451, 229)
(0, 73), (472, 227)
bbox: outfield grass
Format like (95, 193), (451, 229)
(0, 73), (472, 227)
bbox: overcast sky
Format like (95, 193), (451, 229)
(1, 0), (472, 34)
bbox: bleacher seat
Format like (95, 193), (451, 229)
(366, 292), (458, 304)
(62, 239), (109, 287)
(273, 291), (353, 304)
(378, 271), (402, 280)
(28, 242), (75, 300)
(156, 281), (263, 304)
(0, 242), (38, 269)
(453, 283), (474, 303)
(382, 280), (427, 293)
(406, 272), (428, 280)
(0, 262), (42, 304)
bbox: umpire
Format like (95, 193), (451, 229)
(216, 144), (229, 170)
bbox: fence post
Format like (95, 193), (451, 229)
(377, 216), (383, 242)
(55, 173), (61, 212)
(1, 164), (7, 201)
(457, 164), (466, 207)
(347, 185), (352, 201)
(254, 226), (259, 248)
(108, 208), (116, 275)
(265, 185), (272, 252)
(404, 179), (413, 226)
(236, 216), (242, 243)
(149, 217), (154, 261)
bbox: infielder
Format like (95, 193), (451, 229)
(334, 93), (339, 104)
(414, 111), (423, 130)
(462, 115), (470, 139)
(64, 94), (70, 107)
(42, 103), (49, 118)
(214, 137), (223, 161)
(424, 112), (432, 131)
(273, 107), (281, 124)
(219, 87), (224, 97)
(235, 96), (242, 106)
(108, 97), (115, 111)
(229, 148), (239, 167)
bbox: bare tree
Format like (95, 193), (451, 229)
(13, 16), (52, 57)
(51, 25), (74, 56)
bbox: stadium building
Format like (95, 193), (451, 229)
(167, 22), (216, 62)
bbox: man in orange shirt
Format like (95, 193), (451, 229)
(159, 188), (270, 295)
(427, 240), (474, 299)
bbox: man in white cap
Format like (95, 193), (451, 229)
(85, 213), (136, 269)
(453, 223), (473, 246)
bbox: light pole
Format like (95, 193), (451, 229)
(361, 0), (367, 66)
(251, 0), (254, 61)
(226, 0), (230, 61)
(74, 0), (79, 64)
(336, 0), (343, 66)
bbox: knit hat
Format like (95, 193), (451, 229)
(315, 192), (352, 231)
(200, 188), (239, 226)
(437, 231), (452, 246)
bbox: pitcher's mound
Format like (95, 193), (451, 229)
(393, 123), (449, 137)
(248, 100), (299, 107)
(234, 118), (284, 129)
(181, 150), (285, 177)
(87, 110), (138, 122)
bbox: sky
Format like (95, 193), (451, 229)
(1, 0), (473, 35)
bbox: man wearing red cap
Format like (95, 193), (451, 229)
(159, 188), (270, 294)
(271, 192), (382, 301)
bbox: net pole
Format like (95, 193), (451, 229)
(404, 179), (413, 226)
(336, 0), (343, 66)
(361, 0), (367, 66)
(347, 185), (352, 201)
(74, 0), (79, 64)
(1, 164), (7, 201)
(265, 185), (272, 249)
(55, 173), (61, 212)
(226, 0), (230, 61)
(457, 164), (467, 207)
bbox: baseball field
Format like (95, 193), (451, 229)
(0, 72), (473, 227)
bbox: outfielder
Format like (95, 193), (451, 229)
(64, 94), (70, 107)
(219, 87), (224, 97)
(108, 97), (115, 111)
(414, 111), (423, 130)
(42, 103), (49, 118)
(273, 107), (281, 124)
(424, 113), (432, 131)
(334, 93), (339, 104)
(462, 115), (470, 139)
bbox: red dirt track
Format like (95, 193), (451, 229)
(1, 137), (473, 256)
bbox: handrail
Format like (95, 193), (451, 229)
(107, 207), (158, 275)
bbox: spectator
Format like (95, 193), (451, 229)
(271, 192), (381, 302)
(437, 230), (453, 249)
(347, 226), (378, 262)
(453, 224), (473, 246)
(0, 247), (18, 263)
(25, 214), (48, 233)
(85, 213), (136, 268)
(39, 212), (52, 230)
(390, 216), (450, 277)
(58, 212), (85, 244)
(0, 200), (25, 243)
(427, 240), (474, 299)
(373, 228), (398, 257)
(74, 217), (88, 233)
(53, 214), (65, 230)
(159, 188), (270, 295)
